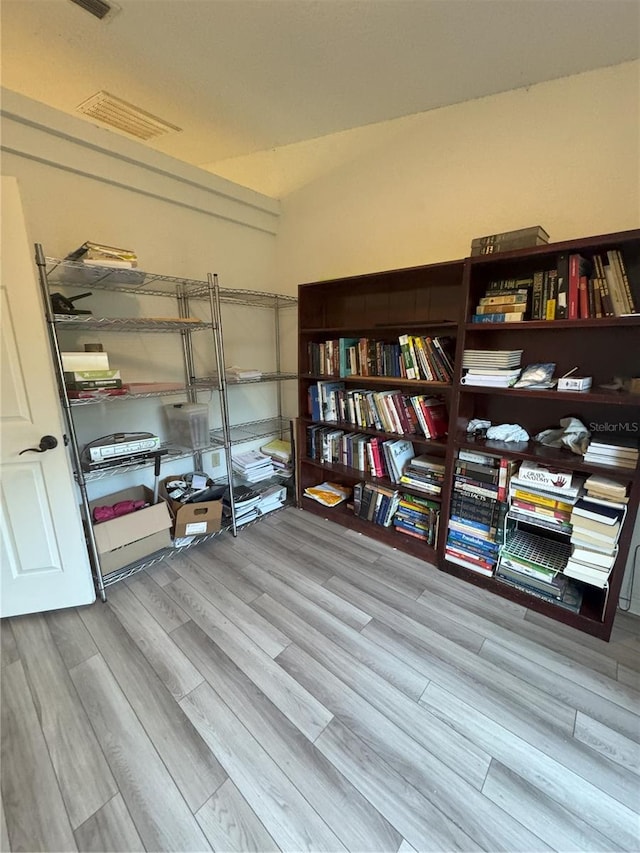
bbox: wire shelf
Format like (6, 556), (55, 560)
(217, 287), (297, 309)
(46, 257), (208, 297)
(195, 371), (297, 387)
(210, 416), (292, 446)
(54, 315), (214, 332)
(100, 503), (293, 587)
(68, 384), (215, 407)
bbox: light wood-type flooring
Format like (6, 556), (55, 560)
(2, 507), (639, 852)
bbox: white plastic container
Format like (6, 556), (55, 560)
(165, 403), (210, 449)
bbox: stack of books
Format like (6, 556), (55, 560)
(584, 437), (639, 470)
(353, 483), (400, 527)
(507, 475), (575, 537)
(223, 485), (261, 527)
(584, 474), (629, 504)
(399, 454), (445, 495)
(393, 493), (439, 544)
(445, 449), (513, 576)
(66, 241), (138, 268)
(496, 529), (579, 611)
(231, 449), (276, 483)
(461, 350), (523, 387)
(566, 494), (627, 589)
(471, 287), (530, 324)
(470, 226), (549, 256)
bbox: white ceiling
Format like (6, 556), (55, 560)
(2, 0), (639, 169)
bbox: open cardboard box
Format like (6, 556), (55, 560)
(88, 485), (172, 575)
(159, 476), (223, 538)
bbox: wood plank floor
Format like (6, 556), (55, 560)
(1, 507), (639, 852)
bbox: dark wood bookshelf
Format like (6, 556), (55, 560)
(297, 229), (640, 639)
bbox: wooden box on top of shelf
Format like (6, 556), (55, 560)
(297, 259), (466, 563)
(440, 228), (640, 639)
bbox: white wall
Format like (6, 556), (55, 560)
(275, 62), (640, 288)
(1, 89), (289, 497)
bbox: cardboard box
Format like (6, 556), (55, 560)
(89, 486), (172, 575)
(159, 476), (223, 538)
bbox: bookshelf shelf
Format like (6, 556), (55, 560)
(301, 374), (452, 390)
(297, 228), (640, 639)
(458, 386), (640, 407)
(299, 416), (449, 449)
(464, 316), (640, 330)
(454, 434), (637, 480)
(301, 455), (442, 502)
(301, 494), (438, 562)
(300, 321), (458, 334)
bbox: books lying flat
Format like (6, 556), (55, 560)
(563, 561), (611, 588)
(584, 474), (629, 501)
(462, 350), (523, 369)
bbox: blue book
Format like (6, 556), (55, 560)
(309, 385), (321, 421)
(339, 338), (359, 377)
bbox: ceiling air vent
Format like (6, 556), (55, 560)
(69, 0), (113, 20)
(76, 92), (182, 141)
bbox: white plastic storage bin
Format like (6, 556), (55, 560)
(165, 403), (210, 450)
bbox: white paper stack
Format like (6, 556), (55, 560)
(231, 449), (276, 483)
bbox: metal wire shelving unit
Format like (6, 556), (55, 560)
(37, 249), (297, 602)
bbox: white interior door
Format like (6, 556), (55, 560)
(0, 177), (95, 617)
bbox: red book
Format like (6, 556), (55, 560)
(578, 274), (589, 318)
(418, 398), (448, 439)
(568, 254), (580, 319)
(369, 438), (385, 478)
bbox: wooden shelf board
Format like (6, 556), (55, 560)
(458, 385), (640, 407)
(300, 321), (458, 333)
(301, 496), (438, 562)
(440, 558), (609, 639)
(465, 316), (640, 330)
(300, 374), (452, 389)
(455, 434), (637, 480)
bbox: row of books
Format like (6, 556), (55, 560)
(353, 482), (400, 527)
(306, 335), (455, 382)
(351, 483), (441, 545)
(470, 247), (637, 323)
(305, 426), (445, 493)
(444, 449), (513, 576)
(309, 381), (448, 438)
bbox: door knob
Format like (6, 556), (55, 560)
(19, 435), (58, 455)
